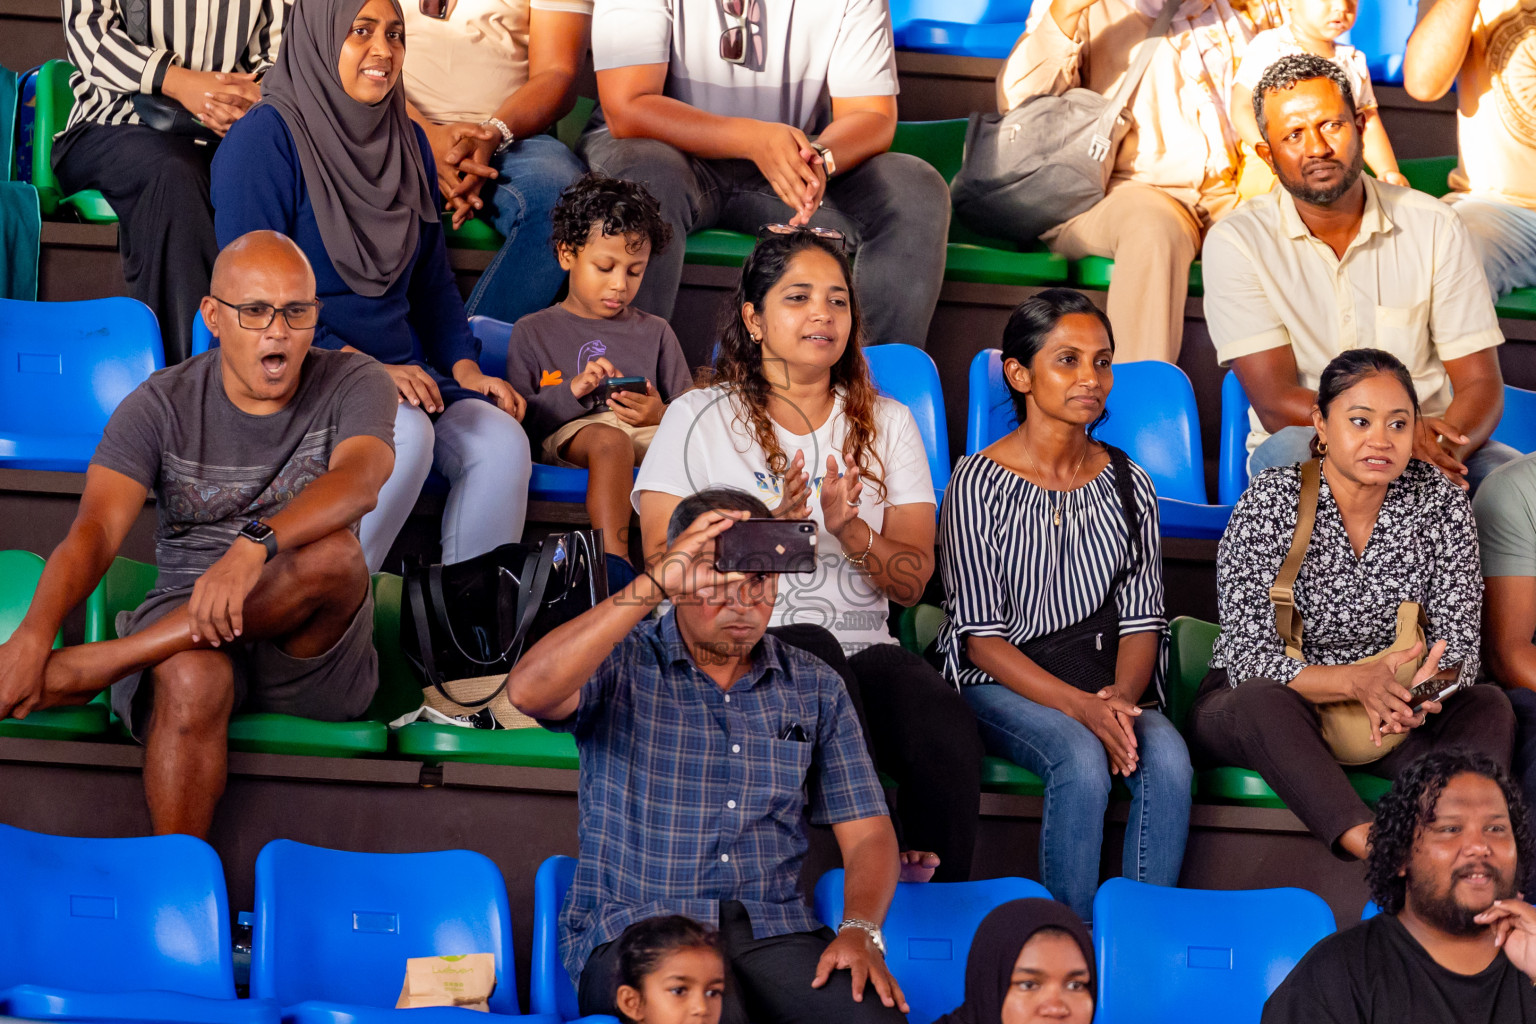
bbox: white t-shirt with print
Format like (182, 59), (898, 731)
(590, 0), (898, 134)
(632, 385), (935, 654)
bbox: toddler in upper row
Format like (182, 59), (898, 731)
(505, 173), (692, 566)
(1230, 0), (1406, 198)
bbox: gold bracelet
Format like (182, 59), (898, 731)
(844, 519), (874, 570)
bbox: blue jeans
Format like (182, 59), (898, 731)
(359, 398), (532, 570)
(1444, 193), (1536, 299)
(463, 135), (587, 325)
(962, 683), (1193, 920)
(1248, 425), (1522, 495)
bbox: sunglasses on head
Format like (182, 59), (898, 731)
(758, 223), (847, 251)
(719, 0), (761, 64)
(419, 0), (447, 18)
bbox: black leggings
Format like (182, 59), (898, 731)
(770, 625), (983, 882)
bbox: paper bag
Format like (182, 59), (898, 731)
(395, 953), (497, 1011)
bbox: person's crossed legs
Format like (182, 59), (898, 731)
(40, 529), (372, 837)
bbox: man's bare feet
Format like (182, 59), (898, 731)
(899, 850), (940, 883)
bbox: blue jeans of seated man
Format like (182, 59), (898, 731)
(1248, 425), (1522, 495)
(1443, 193), (1536, 299)
(359, 398), (532, 572)
(463, 135), (587, 325)
(962, 683), (1194, 920)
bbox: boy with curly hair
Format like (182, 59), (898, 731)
(506, 173), (691, 567)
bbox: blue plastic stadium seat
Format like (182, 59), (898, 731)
(1492, 384), (1536, 454)
(0, 297), (164, 471)
(864, 343), (952, 507)
(0, 822), (280, 1024)
(965, 349), (1233, 538)
(1217, 372), (1253, 506)
(1091, 878), (1335, 1024)
(251, 840), (556, 1024)
(900, 19), (1026, 58)
(530, 857), (621, 1024)
(813, 869), (1052, 1024)
(1347, 2), (1414, 84)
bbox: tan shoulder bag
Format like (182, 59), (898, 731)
(1271, 459), (1428, 766)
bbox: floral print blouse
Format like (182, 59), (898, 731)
(1210, 459), (1481, 688)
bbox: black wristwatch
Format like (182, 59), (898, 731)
(238, 520), (278, 562)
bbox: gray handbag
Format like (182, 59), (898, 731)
(950, 0), (1181, 243)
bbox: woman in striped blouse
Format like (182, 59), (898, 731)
(936, 288), (1192, 919)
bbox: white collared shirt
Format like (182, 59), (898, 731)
(1203, 175), (1503, 456)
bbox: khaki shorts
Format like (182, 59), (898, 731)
(541, 409), (659, 467)
(109, 586), (378, 742)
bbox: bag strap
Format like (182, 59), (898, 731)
(1272, 458), (1322, 657)
(1090, 0), (1182, 160)
(1105, 444), (1142, 587)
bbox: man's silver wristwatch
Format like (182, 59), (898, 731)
(838, 918), (886, 956)
(481, 117), (514, 154)
(810, 140), (837, 177)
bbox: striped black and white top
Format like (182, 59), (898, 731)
(936, 451), (1169, 703)
(62, 0), (287, 130)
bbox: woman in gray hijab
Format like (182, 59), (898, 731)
(212, 0), (534, 571)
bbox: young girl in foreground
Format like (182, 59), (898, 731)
(613, 916), (727, 1024)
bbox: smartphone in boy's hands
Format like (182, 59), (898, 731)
(592, 375), (649, 405)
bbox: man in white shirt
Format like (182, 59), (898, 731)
(576, 0), (950, 351)
(1406, 0), (1536, 300)
(1203, 54), (1518, 493)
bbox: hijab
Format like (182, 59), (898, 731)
(932, 899), (1096, 1024)
(257, 0), (438, 297)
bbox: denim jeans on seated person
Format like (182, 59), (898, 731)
(577, 126), (951, 350)
(961, 683), (1193, 920)
(463, 134), (587, 325)
(1248, 425), (1522, 495)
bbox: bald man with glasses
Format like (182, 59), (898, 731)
(0, 230), (398, 839)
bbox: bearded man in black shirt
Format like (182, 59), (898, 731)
(1264, 749), (1536, 1023)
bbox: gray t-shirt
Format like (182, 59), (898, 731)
(91, 348), (397, 599)
(506, 303), (693, 450)
(590, 0), (898, 133)
(1474, 452), (1536, 580)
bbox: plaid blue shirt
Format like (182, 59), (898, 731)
(544, 611), (887, 982)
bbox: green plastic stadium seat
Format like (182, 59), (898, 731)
(981, 755), (1045, 796)
(1072, 255), (1203, 297)
(1495, 288), (1536, 320)
(1398, 155), (1457, 198)
(86, 556), (395, 756)
(392, 718), (580, 768)
(0, 549), (110, 739)
(683, 228), (757, 267)
(30, 60), (116, 222)
(1168, 616), (1394, 809)
(896, 602), (946, 655)
(891, 118), (967, 184)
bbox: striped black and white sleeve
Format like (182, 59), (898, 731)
(62, 0), (174, 97)
(251, 0), (288, 74)
(1116, 461), (1167, 637)
(939, 457), (1012, 643)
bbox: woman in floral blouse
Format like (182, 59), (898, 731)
(1188, 349), (1515, 860)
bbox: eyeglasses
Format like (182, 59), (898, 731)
(419, 0), (448, 18)
(719, 0), (761, 64)
(212, 296), (324, 330)
(758, 223), (848, 250)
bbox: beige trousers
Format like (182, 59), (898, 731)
(1044, 180), (1239, 362)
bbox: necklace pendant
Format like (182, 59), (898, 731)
(1053, 507), (1062, 527)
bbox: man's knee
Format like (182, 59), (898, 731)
(842, 152), (949, 228)
(581, 135), (692, 205)
(1112, 187), (1201, 258)
(287, 530), (369, 604)
(148, 652), (235, 733)
(1440, 684), (1517, 764)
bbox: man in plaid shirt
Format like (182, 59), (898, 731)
(509, 486), (908, 1024)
